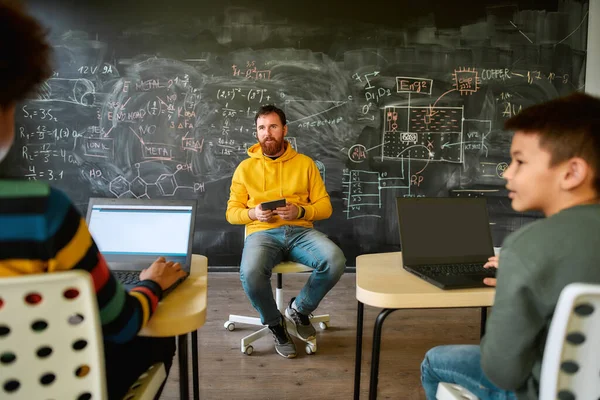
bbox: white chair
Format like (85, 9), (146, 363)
(0, 270), (165, 400)
(539, 282), (600, 400)
(436, 383), (478, 399)
(122, 363), (166, 400)
(224, 261), (331, 355)
(436, 282), (600, 400)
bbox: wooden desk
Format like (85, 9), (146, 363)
(139, 254), (208, 400)
(354, 252), (494, 400)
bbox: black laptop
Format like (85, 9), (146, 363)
(396, 197), (496, 289)
(86, 198), (197, 297)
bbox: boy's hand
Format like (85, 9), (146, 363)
(274, 203), (299, 221)
(483, 255), (499, 287)
(140, 256), (187, 290)
(249, 204), (275, 222)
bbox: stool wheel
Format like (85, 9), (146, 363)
(305, 343), (316, 355)
(224, 321), (235, 331)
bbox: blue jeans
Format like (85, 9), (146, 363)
(240, 225), (346, 326)
(421, 345), (517, 400)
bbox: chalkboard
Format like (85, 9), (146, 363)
(0, 0), (589, 267)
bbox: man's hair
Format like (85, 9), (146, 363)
(254, 104), (287, 126)
(0, 1), (52, 108)
(505, 92), (600, 194)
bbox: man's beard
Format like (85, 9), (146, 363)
(260, 137), (284, 156)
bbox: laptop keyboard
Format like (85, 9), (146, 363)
(114, 271), (141, 285)
(425, 263), (496, 277)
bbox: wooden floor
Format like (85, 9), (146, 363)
(159, 272), (483, 400)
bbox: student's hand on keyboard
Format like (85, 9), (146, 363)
(139, 256), (187, 291)
(483, 256), (499, 287)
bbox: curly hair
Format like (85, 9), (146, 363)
(0, 1), (52, 108)
(505, 92), (600, 194)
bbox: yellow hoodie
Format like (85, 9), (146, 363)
(226, 141), (332, 236)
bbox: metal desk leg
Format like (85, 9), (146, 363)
(178, 334), (189, 399)
(480, 307), (487, 339)
(192, 330), (199, 400)
(369, 308), (397, 400)
(354, 301), (364, 400)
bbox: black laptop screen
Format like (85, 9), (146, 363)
(396, 197), (494, 266)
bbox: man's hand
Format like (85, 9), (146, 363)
(249, 204), (275, 222)
(275, 203), (299, 221)
(139, 256), (187, 291)
(483, 255), (498, 287)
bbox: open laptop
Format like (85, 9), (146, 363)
(396, 197), (496, 289)
(86, 198), (197, 297)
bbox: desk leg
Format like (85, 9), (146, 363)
(192, 330), (200, 400)
(178, 334), (189, 400)
(369, 309), (397, 400)
(354, 301), (364, 400)
(480, 307), (487, 339)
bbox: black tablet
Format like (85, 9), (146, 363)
(261, 198), (286, 210)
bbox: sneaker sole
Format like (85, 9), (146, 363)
(275, 348), (297, 358)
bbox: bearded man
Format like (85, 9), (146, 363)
(226, 104), (346, 358)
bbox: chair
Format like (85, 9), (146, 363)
(224, 261), (331, 355)
(0, 270), (165, 400)
(436, 282), (600, 400)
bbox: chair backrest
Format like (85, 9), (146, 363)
(0, 270), (107, 399)
(540, 282), (600, 400)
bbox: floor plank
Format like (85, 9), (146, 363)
(158, 272), (482, 399)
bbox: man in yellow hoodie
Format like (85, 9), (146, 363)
(226, 104), (346, 358)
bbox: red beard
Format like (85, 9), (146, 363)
(260, 137), (284, 156)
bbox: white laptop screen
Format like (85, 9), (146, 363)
(88, 203), (194, 270)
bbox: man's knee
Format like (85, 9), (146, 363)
(239, 261), (269, 288)
(321, 244), (345, 278)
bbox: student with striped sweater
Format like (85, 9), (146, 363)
(0, 2), (186, 398)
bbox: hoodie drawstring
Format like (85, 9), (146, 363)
(262, 157), (266, 192)
(279, 162), (283, 197)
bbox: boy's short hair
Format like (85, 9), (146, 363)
(254, 105), (287, 126)
(505, 92), (600, 194)
(0, 1), (52, 108)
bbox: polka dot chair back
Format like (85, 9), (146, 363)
(0, 270), (107, 399)
(540, 283), (600, 400)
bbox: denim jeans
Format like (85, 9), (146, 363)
(421, 345), (517, 400)
(240, 225), (346, 326)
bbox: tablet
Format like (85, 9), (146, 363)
(261, 198), (286, 210)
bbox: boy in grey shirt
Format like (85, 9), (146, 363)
(421, 92), (600, 400)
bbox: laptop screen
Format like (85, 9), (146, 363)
(396, 197), (494, 266)
(86, 199), (196, 271)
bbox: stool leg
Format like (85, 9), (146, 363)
(276, 273), (284, 311)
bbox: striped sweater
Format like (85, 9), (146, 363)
(0, 180), (163, 343)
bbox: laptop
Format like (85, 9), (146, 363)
(396, 197), (496, 289)
(86, 198), (197, 297)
